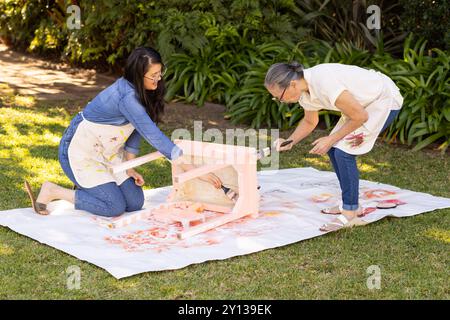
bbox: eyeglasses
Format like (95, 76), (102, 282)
(144, 68), (167, 81)
(272, 86), (287, 103)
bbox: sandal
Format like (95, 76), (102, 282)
(376, 201), (398, 209)
(321, 205), (372, 217)
(24, 181), (49, 215)
(319, 214), (367, 232)
(321, 205), (342, 215)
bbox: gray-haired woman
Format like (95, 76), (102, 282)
(264, 62), (403, 232)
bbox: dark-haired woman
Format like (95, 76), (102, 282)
(25, 47), (222, 216)
(264, 62), (403, 232)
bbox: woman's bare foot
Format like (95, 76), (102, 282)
(319, 214), (368, 232)
(35, 182), (59, 214)
(25, 181), (75, 215)
(319, 207), (365, 232)
(319, 207), (367, 232)
(321, 205), (342, 215)
(341, 208), (359, 220)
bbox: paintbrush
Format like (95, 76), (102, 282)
(222, 140), (293, 202)
(256, 139), (293, 159)
(279, 139), (293, 149)
(221, 185), (238, 202)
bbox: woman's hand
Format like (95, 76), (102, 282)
(309, 136), (335, 155)
(198, 173), (223, 189)
(126, 169), (145, 186)
(274, 138), (294, 152)
(179, 163), (223, 189)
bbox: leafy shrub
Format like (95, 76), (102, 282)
(1, 0), (310, 67)
(398, 0), (450, 51)
(294, 0), (407, 56)
(164, 19), (254, 107)
(373, 36), (450, 151)
(0, 0), (59, 51)
(1, 0), (420, 66)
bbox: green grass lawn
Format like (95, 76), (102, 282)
(0, 86), (449, 299)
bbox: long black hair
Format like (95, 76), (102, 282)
(124, 47), (166, 123)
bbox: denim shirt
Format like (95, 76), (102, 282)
(82, 77), (182, 160)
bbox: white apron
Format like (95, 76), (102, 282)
(67, 113), (135, 188)
(331, 74), (403, 155)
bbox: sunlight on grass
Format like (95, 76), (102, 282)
(110, 279), (139, 290)
(423, 228), (450, 244)
(0, 84), (37, 109)
(303, 156), (330, 168)
(302, 153), (380, 173)
(13, 95), (36, 108)
(0, 104), (73, 193)
(358, 163), (378, 173)
(0, 243), (14, 256)
(1, 107), (68, 127)
(0, 83), (14, 99)
(1, 131), (61, 148)
(22, 157), (69, 184)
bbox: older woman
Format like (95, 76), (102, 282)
(265, 62), (403, 232)
(25, 47), (222, 216)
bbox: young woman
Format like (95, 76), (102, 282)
(25, 47), (222, 217)
(264, 62), (403, 232)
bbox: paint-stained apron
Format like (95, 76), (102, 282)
(67, 113), (135, 188)
(331, 73), (403, 155)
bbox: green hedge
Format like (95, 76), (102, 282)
(399, 0), (450, 51)
(2, 0), (447, 62)
(0, 0), (309, 66)
(1, 0), (415, 65)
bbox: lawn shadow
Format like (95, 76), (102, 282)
(13, 122), (66, 137)
(0, 155), (36, 209)
(28, 145), (60, 160)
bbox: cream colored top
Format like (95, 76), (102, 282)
(299, 63), (403, 154)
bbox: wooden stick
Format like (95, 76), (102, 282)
(96, 208), (153, 229)
(201, 203), (232, 214)
(173, 163), (230, 184)
(177, 212), (250, 240)
(111, 151), (164, 173)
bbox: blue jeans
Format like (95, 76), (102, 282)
(58, 113), (144, 217)
(327, 109), (400, 211)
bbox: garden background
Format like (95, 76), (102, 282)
(0, 0), (449, 299)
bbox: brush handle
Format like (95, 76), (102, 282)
(221, 185), (238, 202)
(280, 139), (293, 147)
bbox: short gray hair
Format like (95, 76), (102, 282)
(265, 61), (304, 88)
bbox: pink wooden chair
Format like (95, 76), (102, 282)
(110, 139), (260, 239)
